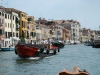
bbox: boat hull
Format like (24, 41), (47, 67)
(92, 43), (100, 48)
(15, 43), (59, 58)
(52, 43), (65, 48)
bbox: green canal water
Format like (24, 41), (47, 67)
(0, 44), (100, 75)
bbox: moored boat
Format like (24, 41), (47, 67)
(1, 46), (14, 51)
(15, 42), (60, 58)
(92, 38), (100, 48)
(84, 41), (92, 46)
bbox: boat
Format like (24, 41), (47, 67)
(57, 71), (89, 75)
(15, 42), (60, 58)
(0, 37), (19, 51)
(51, 40), (65, 48)
(56, 67), (90, 75)
(92, 38), (100, 48)
(84, 41), (92, 46)
(1, 46), (14, 51)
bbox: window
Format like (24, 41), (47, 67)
(13, 16), (14, 20)
(5, 32), (7, 38)
(0, 12), (1, 16)
(13, 32), (15, 37)
(0, 29), (2, 35)
(5, 14), (7, 19)
(0, 19), (1, 23)
(57, 31), (61, 35)
(8, 15), (9, 19)
(16, 33), (18, 37)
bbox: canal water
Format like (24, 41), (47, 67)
(0, 44), (100, 75)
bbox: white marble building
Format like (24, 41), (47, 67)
(4, 11), (19, 47)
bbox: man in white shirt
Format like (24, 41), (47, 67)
(41, 39), (46, 44)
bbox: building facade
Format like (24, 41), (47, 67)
(28, 16), (36, 43)
(0, 6), (5, 46)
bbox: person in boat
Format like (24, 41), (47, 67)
(47, 38), (51, 49)
(41, 39), (46, 44)
(41, 39), (46, 48)
(56, 66), (89, 75)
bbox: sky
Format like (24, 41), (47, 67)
(1, 0), (100, 30)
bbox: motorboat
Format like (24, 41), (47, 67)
(84, 41), (92, 46)
(1, 46), (14, 51)
(15, 42), (60, 58)
(92, 38), (100, 48)
(0, 37), (19, 51)
(51, 40), (65, 48)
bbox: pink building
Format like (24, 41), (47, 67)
(0, 6), (5, 45)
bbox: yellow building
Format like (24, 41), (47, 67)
(19, 12), (28, 39)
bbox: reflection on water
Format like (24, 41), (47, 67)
(0, 44), (100, 75)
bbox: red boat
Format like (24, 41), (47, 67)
(15, 42), (59, 58)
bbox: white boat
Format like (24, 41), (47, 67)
(1, 46), (14, 51)
(1, 37), (19, 51)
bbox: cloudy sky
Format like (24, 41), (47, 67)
(1, 0), (100, 30)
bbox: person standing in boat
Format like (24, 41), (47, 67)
(41, 39), (46, 44)
(47, 38), (51, 49)
(41, 39), (46, 48)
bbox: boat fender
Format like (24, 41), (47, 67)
(53, 50), (56, 55)
(40, 48), (44, 53)
(46, 50), (49, 55)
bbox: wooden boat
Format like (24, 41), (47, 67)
(92, 39), (100, 48)
(15, 42), (59, 58)
(57, 70), (90, 75)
